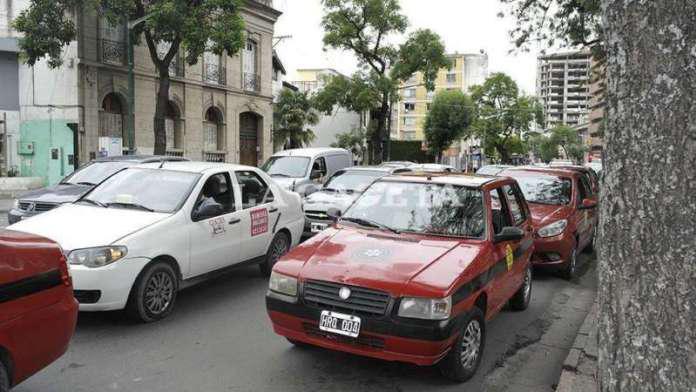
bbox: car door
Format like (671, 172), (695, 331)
(234, 169), (279, 261)
(575, 175), (595, 247)
(487, 187), (520, 313)
(188, 172), (243, 276)
(501, 183), (534, 298)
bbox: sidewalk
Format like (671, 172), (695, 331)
(0, 198), (13, 212)
(557, 302), (599, 392)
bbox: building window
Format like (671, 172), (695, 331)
(203, 107), (225, 153)
(403, 117), (416, 126)
(100, 17), (126, 65)
(165, 101), (184, 155)
(243, 39), (260, 92)
(403, 88), (416, 99)
(99, 93), (125, 139)
(446, 73), (457, 83)
(404, 103), (416, 112)
(204, 49), (225, 85)
(157, 41), (184, 77)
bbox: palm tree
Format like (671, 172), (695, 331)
(274, 89), (320, 149)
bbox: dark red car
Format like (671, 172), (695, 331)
(266, 174), (534, 381)
(498, 167), (598, 279)
(0, 230), (78, 391)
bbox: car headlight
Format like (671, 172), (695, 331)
(68, 246), (128, 268)
(538, 219), (568, 238)
(398, 296), (452, 320)
(269, 271), (298, 297)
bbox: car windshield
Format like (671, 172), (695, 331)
(342, 181), (485, 238)
(512, 174), (572, 205)
(261, 156), (310, 178)
(476, 166), (506, 175)
(324, 171), (384, 193)
(62, 161), (135, 186)
(83, 168), (200, 213)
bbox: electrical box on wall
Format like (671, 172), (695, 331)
(19, 142), (35, 155)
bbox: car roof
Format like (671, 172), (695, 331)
(271, 148), (349, 158)
(338, 166), (393, 173)
(501, 166), (580, 178)
(93, 155), (188, 163)
(133, 161), (259, 174)
(380, 172), (502, 188)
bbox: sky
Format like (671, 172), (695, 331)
(272, 0), (541, 95)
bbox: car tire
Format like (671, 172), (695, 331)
(259, 232), (290, 277)
(0, 360), (9, 392)
(286, 338), (311, 348)
(509, 265), (532, 311)
(438, 307), (486, 382)
(561, 243), (578, 280)
(126, 262), (179, 323)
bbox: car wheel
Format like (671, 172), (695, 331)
(561, 244), (578, 280)
(260, 232), (290, 277)
(0, 360), (9, 392)
(286, 338), (311, 348)
(126, 262), (179, 323)
(438, 307), (486, 382)
(509, 265), (532, 311)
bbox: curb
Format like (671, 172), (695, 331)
(556, 301), (598, 392)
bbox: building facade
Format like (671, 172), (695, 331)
(587, 57), (605, 160)
(536, 50), (592, 130)
(1, 0), (280, 185)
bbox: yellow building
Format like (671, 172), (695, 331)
(393, 52), (489, 142)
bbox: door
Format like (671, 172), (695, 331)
(501, 184), (533, 297)
(575, 176), (594, 247)
(188, 172), (243, 276)
(240, 113), (258, 166)
(234, 170), (279, 261)
(488, 187), (523, 313)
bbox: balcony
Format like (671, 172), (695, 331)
(203, 151), (227, 163)
(204, 63), (226, 85)
(165, 149), (185, 158)
(244, 73), (261, 92)
(101, 39), (126, 65)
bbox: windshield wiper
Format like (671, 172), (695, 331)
(270, 173), (291, 178)
(80, 198), (107, 208)
(76, 181), (96, 186)
(341, 217), (400, 234)
(105, 202), (155, 212)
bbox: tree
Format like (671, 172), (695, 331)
(13, 0), (246, 155)
(331, 128), (367, 164)
(597, 1), (696, 390)
(423, 90), (475, 162)
(273, 89), (319, 150)
(470, 73), (543, 164)
(549, 124), (587, 163)
(316, 0), (450, 163)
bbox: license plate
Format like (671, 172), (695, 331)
(311, 222), (328, 233)
(319, 311), (361, 338)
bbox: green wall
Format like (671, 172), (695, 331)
(19, 120), (75, 186)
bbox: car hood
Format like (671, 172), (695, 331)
(8, 203), (172, 251)
(528, 203), (571, 228)
(269, 176), (302, 190)
(303, 190), (360, 212)
(17, 183), (92, 204)
(297, 227), (462, 296)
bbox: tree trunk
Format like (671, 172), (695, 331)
(370, 98), (389, 165)
(153, 67), (170, 156)
(599, 1), (696, 391)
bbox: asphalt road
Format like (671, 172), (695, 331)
(12, 247), (597, 392)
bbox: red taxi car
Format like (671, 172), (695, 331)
(498, 167), (597, 279)
(266, 174), (534, 381)
(0, 230), (78, 391)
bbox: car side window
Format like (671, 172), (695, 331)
(577, 177), (591, 205)
(236, 171), (273, 209)
(502, 184), (526, 226)
(311, 157), (327, 180)
(195, 173), (235, 217)
(489, 188), (513, 235)
(580, 175), (593, 197)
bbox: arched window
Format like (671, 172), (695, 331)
(165, 101), (183, 152)
(203, 107), (225, 152)
(100, 93), (125, 139)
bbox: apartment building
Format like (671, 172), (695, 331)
(1, 0), (280, 185)
(536, 51), (592, 129)
(587, 57), (605, 160)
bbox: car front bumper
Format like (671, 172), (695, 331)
(70, 257), (151, 311)
(266, 292), (462, 366)
(531, 230), (575, 268)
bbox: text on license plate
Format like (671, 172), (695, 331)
(319, 311), (361, 338)
(311, 222), (329, 233)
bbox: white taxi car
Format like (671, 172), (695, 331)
(9, 162), (304, 322)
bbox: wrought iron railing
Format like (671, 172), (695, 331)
(101, 39), (126, 65)
(244, 73), (261, 92)
(203, 151), (227, 163)
(204, 63), (226, 85)
(165, 149), (185, 158)
(253, 0), (274, 7)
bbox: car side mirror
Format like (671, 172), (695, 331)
(193, 201), (224, 221)
(578, 198), (598, 210)
(494, 226), (525, 243)
(326, 207), (342, 222)
(310, 170), (323, 180)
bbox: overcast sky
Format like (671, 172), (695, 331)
(273, 0), (541, 95)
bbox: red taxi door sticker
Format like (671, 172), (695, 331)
(250, 208), (269, 236)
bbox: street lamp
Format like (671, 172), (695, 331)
(125, 13), (156, 154)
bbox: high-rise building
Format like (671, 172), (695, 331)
(587, 58), (605, 161)
(536, 51), (592, 130)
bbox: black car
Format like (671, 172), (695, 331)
(7, 155), (188, 224)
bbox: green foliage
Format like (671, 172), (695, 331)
(499, 0), (604, 59)
(423, 90), (474, 160)
(527, 132), (559, 163)
(549, 124), (587, 163)
(331, 128), (367, 163)
(389, 141), (433, 163)
(317, 0), (449, 163)
(274, 89), (320, 150)
(470, 73), (543, 164)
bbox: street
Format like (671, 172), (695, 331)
(8, 235), (596, 392)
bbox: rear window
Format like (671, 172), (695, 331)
(508, 174), (573, 205)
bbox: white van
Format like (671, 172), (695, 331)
(261, 148), (353, 196)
